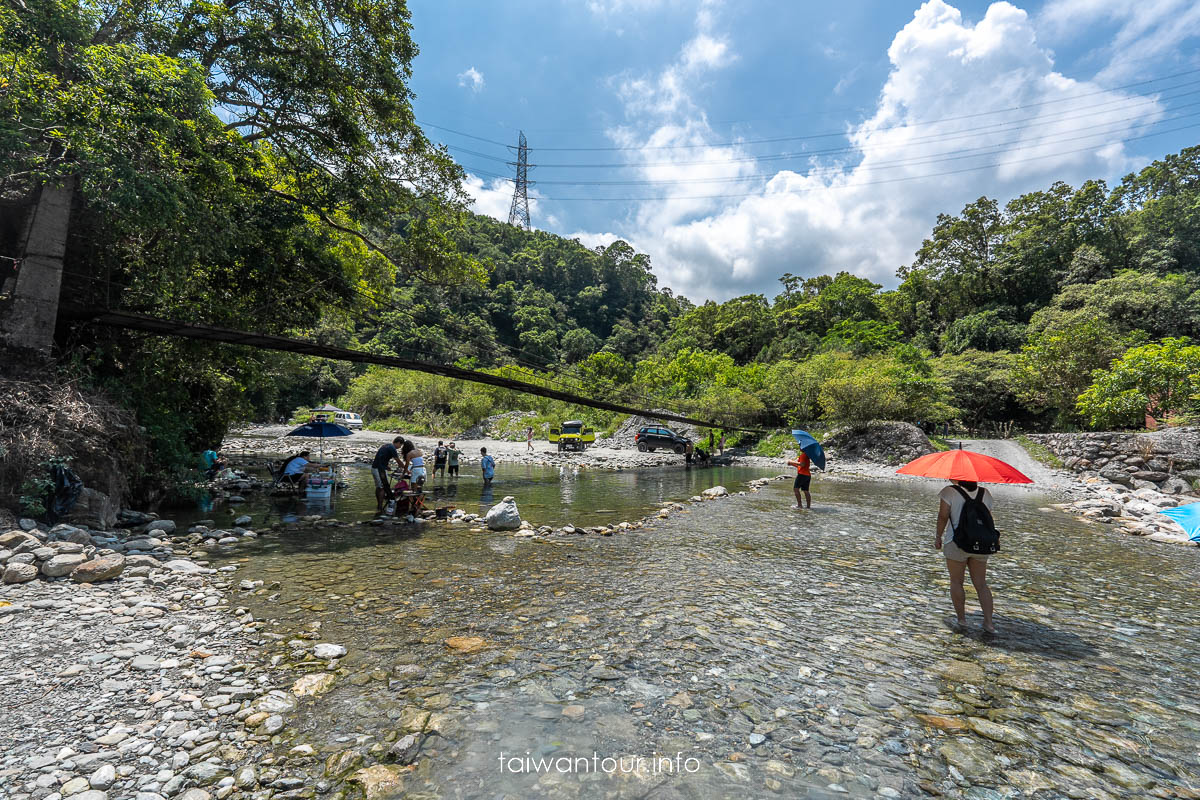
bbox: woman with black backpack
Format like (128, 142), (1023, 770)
(935, 479), (997, 634)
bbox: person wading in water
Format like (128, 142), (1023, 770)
(787, 451), (812, 508)
(935, 479), (996, 634)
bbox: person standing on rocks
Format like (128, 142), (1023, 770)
(787, 451), (812, 509)
(371, 437), (406, 513)
(526, 426), (535, 452)
(446, 442), (462, 477)
(935, 480), (996, 634)
(481, 447), (496, 483)
(719, 432), (726, 456)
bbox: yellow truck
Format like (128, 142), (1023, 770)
(548, 420), (596, 452)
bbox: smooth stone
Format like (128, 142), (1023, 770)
(89, 763), (117, 789)
(389, 734), (420, 765)
(312, 643), (346, 659)
(291, 673), (336, 697)
(348, 765), (407, 800)
(71, 554), (126, 583)
(443, 636), (486, 654)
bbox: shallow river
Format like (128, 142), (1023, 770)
(216, 474), (1200, 799)
(196, 463), (772, 529)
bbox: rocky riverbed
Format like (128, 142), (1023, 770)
(3, 427), (1197, 800)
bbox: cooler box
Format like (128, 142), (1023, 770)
(306, 476), (333, 499)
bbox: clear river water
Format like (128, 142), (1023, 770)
(207, 467), (1200, 799)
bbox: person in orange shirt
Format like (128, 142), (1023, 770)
(787, 451), (812, 509)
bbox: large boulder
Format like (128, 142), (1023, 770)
(2, 562), (38, 583)
(66, 488), (117, 530)
(41, 553), (86, 577)
(0, 530), (35, 550)
(484, 497), (522, 531)
(70, 554), (126, 583)
(823, 422), (935, 466)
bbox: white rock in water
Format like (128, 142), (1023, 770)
(485, 497), (522, 531)
(702, 486), (729, 498)
(313, 643), (347, 659)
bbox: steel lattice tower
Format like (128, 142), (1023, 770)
(507, 131), (533, 230)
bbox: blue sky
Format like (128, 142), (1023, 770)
(407, 0), (1200, 302)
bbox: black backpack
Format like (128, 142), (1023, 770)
(951, 486), (1000, 554)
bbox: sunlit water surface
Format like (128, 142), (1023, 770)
(212, 474), (1199, 799)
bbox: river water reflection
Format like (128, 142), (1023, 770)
(199, 463), (774, 529)
(220, 475), (1200, 799)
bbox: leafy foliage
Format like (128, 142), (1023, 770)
(1077, 338), (1200, 429)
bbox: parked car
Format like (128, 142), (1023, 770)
(634, 425), (689, 454)
(334, 411), (362, 430)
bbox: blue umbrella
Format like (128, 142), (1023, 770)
(790, 429), (826, 471)
(286, 421), (353, 460)
(1158, 503), (1200, 542)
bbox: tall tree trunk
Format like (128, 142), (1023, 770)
(0, 176), (77, 355)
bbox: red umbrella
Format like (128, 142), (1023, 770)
(896, 449), (1033, 484)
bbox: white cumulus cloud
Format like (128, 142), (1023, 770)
(464, 173), (543, 227)
(580, 0), (1171, 302)
(457, 66), (485, 93)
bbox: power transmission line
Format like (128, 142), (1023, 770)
(418, 66), (1200, 152)
(457, 109), (1200, 187)
(441, 83), (1200, 170)
(484, 119), (1200, 201)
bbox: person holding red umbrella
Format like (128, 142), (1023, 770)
(898, 447), (1032, 635)
(936, 480), (995, 634)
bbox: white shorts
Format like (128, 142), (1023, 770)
(410, 466), (427, 482)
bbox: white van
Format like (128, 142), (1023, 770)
(334, 411), (363, 430)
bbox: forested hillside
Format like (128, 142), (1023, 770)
(6, 0), (1198, 488)
(335, 145), (1200, 439)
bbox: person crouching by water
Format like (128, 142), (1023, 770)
(371, 437), (406, 514)
(787, 451), (812, 508)
(935, 480), (996, 634)
(402, 440), (426, 487)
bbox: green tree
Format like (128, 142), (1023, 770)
(932, 350), (1029, 427)
(1027, 270), (1200, 340)
(1077, 338), (1200, 429)
(820, 320), (903, 355)
(561, 328), (601, 363)
(1014, 319), (1135, 425)
(939, 310), (1025, 354)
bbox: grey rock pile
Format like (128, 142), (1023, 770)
(823, 421), (935, 466)
(1054, 482), (1199, 546)
(1029, 429), (1200, 493)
